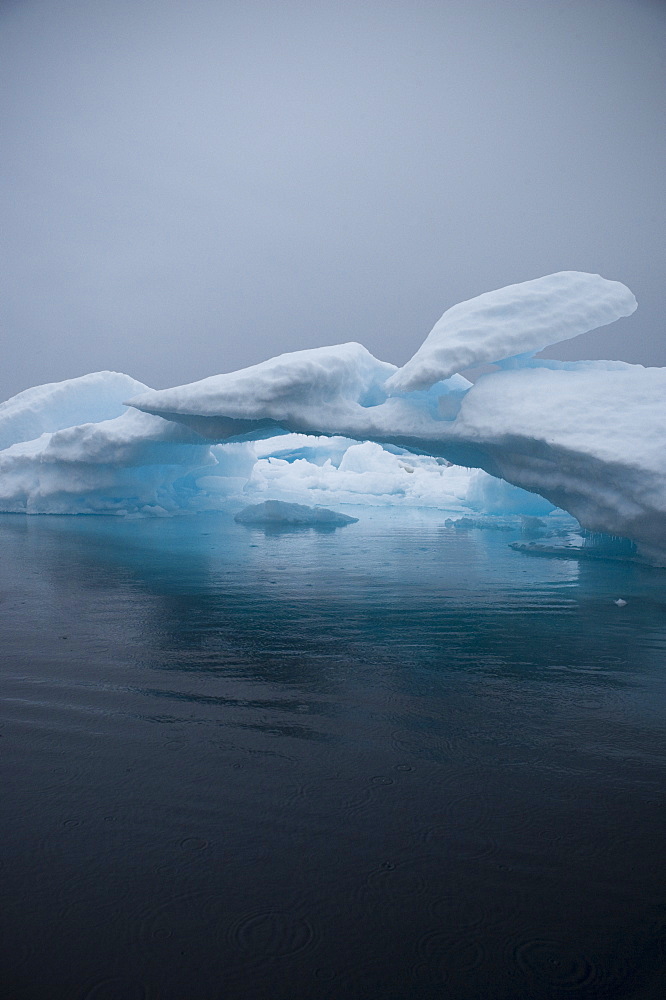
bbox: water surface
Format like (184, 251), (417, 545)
(1, 509), (665, 999)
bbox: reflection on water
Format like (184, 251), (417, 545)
(1, 509), (665, 999)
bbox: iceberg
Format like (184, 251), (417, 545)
(234, 500), (358, 527)
(1, 270), (663, 564)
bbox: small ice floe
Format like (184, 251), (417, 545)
(614, 598), (628, 607)
(445, 515), (518, 531)
(234, 500), (358, 527)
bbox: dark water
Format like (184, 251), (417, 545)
(1, 509), (665, 1000)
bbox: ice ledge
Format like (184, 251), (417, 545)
(385, 271), (637, 393)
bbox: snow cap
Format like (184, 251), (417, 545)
(385, 271), (637, 393)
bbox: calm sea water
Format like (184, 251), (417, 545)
(1, 508), (665, 1000)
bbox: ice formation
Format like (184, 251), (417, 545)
(129, 343), (398, 441)
(0, 371), (148, 451)
(246, 437), (480, 509)
(2, 270), (663, 564)
(234, 500), (358, 527)
(385, 271), (637, 392)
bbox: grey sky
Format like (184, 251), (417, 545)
(1, 0), (664, 403)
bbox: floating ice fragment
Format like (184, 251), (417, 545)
(445, 515), (518, 531)
(614, 598), (627, 607)
(234, 500), (358, 527)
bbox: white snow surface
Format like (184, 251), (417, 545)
(450, 364), (666, 558)
(385, 271), (637, 392)
(129, 343), (398, 440)
(245, 438), (483, 510)
(0, 371), (147, 451)
(2, 270), (664, 562)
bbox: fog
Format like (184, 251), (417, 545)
(1, 0), (664, 403)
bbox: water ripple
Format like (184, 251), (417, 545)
(354, 857), (431, 913)
(511, 936), (603, 991)
(414, 927), (486, 985)
(227, 909), (316, 960)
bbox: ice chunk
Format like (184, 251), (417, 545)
(445, 515), (518, 531)
(520, 516), (549, 538)
(234, 500), (358, 527)
(385, 272), (637, 392)
(510, 530), (639, 562)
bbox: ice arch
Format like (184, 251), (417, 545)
(3, 271), (664, 563)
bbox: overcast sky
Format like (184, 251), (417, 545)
(1, 0), (664, 402)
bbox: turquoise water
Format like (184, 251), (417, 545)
(1, 509), (665, 999)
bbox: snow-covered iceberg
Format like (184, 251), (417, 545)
(2, 270), (663, 564)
